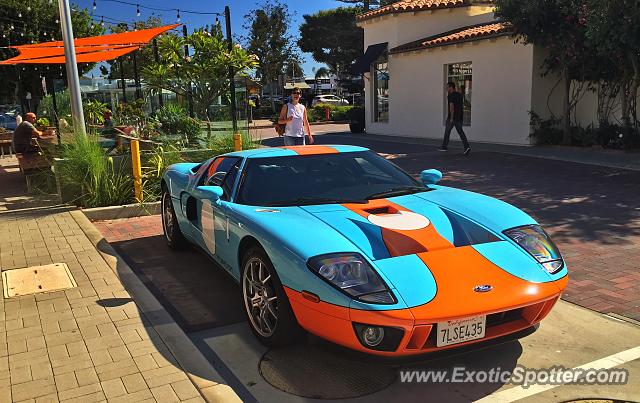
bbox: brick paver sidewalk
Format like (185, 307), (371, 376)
(0, 209), (231, 402)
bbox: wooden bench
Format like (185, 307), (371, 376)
(16, 153), (53, 193)
(0, 139), (12, 158)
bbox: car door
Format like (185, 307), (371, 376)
(186, 156), (241, 267)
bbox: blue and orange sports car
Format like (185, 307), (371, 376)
(161, 145), (568, 356)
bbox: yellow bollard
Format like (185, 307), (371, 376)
(233, 132), (242, 151)
(130, 139), (143, 202)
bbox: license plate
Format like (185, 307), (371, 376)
(436, 315), (486, 347)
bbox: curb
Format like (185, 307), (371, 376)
(70, 210), (242, 403)
(82, 202), (161, 221)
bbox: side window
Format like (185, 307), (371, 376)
(220, 159), (242, 201)
(201, 157), (241, 198)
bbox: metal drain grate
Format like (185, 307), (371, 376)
(259, 343), (396, 399)
(2, 263), (77, 298)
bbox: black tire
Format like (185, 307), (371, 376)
(161, 188), (187, 250)
(241, 246), (306, 347)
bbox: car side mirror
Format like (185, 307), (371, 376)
(421, 169), (443, 185)
(194, 185), (224, 202)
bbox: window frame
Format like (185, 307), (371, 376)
(199, 156), (243, 201)
(371, 50), (389, 123)
(444, 61), (473, 126)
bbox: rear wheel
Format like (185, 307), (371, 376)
(161, 188), (187, 250)
(241, 246), (305, 347)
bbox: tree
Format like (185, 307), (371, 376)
(141, 27), (258, 119)
(243, 0), (298, 89)
(586, 0), (640, 133)
(298, 7), (363, 80)
(495, 0), (592, 145)
(0, 0), (104, 107)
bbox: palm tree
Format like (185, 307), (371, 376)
(314, 67), (330, 96)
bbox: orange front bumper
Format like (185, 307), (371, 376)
(285, 275), (567, 357)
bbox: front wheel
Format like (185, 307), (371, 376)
(161, 189), (187, 250)
(241, 246), (305, 347)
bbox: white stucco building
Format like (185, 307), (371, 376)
(353, 0), (566, 146)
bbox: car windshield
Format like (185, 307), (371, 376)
(236, 151), (426, 207)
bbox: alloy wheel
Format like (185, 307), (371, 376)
(243, 257), (278, 337)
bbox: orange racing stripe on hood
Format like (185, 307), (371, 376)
(410, 246), (568, 323)
(281, 145), (340, 155)
(341, 199), (453, 257)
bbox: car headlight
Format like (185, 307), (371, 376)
(307, 253), (396, 304)
(504, 225), (564, 274)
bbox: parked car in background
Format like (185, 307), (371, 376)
(0, 107), (19, 131)
(312, 95), (350, 106)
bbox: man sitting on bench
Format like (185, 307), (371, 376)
(13, 112), (43, 154)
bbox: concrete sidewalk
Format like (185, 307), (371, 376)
(0, 208), (239, 402)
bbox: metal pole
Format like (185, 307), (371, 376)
(47, 72), (61, 145)
(225, 6), (238, 134)
(182, 25), (194, 118)
(132, 51), (141, 100)
(119, 58), (127, 103)
(153, 39), (164, 108)
(58, 0), (86, 135)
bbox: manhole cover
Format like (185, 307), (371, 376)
(259, 343), (396, 399)
(2, 263), (77, 298)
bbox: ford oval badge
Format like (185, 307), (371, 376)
(474, 285), (493, 293)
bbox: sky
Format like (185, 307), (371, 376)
(74, 0), (353, 78)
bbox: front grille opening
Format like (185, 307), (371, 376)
(486, 308), (523, 327)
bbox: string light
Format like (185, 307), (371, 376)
(93, 0), (97, 10)
(136, 4), (140, 16)
(18, 12), (22, 18)
(177, 9), (181, 22)
(100, 17), (104, 27)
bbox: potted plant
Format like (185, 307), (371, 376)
(347, 106), (365, 133)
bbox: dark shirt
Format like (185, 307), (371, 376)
(447, 91), (464, 122)
(13, 121), (36, 150)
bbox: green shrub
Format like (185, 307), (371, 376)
(205, 131), (260, 155)
(346, 106), (365, 122)
(155, 104), (201, 146)
(58, 132), (134, 207)
(312, 103), (353, 121)
(36, 117), (50, 128)
(529, 111), (563, 145)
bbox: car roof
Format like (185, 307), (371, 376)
(223, 145), (369, 159)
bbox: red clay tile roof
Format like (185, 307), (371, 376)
(357, 0), (493, 21)
(389, 21), (512, 53)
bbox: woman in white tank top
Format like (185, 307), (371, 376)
(278, 89), (314, 146)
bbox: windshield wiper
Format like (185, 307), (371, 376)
(268, 197), (368, 207)
(365, 186), (429, 200)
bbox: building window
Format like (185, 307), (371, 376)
(372, 53), (389, 122)
(446, 62), (472, 125)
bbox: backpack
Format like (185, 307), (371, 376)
(274, 104), (289, 136)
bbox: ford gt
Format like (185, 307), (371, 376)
(161, 145), (568, 356)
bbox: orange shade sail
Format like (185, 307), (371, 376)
(0, 24), (179, 65)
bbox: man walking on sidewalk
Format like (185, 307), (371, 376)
(439, 82), (471, 155)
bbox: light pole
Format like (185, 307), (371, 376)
(57, 0), (85, 135)
(225, 5), (238, 135)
